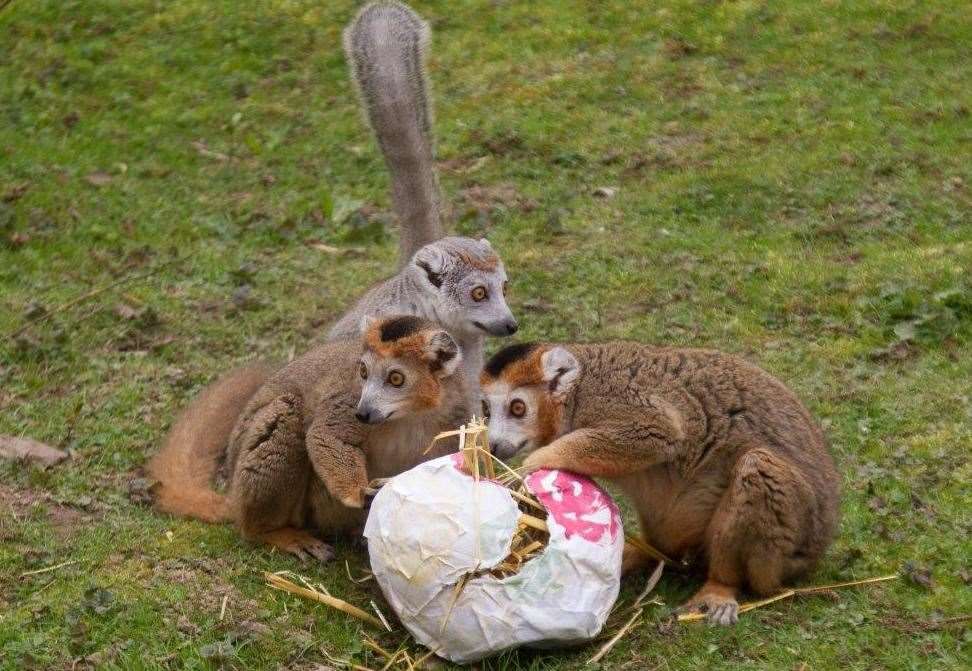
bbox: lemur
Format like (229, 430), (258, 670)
(331, 1), (517, 409)
(480, 342), (840, 625)
(149, 316), (467, 561)
(148, 2), (514, 527)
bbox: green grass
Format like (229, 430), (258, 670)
(1, 0), (970, 668)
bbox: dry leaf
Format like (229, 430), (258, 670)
(191, 140), (229, 162)
(84, 172), (113, 187)
(0, 436), (68, 467)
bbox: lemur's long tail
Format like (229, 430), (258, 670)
(344, 1), (444, 267)
(147, 364), (273, 523)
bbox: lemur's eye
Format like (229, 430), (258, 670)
(359, 363), (368, 380)
(481, 400), (490, 419)
(509, 399), (526, 418)
(387, 371), (405, 387)
(471, 286), (488, 302)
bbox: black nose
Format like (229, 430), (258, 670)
(355, 410), (370, 423)
(505, 320), (518, 335)
(488, 441), (499, 455)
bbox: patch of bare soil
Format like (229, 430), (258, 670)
(0, 483), (91, 540)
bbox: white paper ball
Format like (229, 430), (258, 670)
(364, 454), (624, 664)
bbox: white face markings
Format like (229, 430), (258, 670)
(410, 240), (518, 339)
(449, 263), (516, 338)
(356, 351), (421, 424)
(481, 380), (542, 459)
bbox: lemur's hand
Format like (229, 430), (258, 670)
(338, 488), (367, 509)
(521, 447), (560, 475)
(362, 477), (391, 507)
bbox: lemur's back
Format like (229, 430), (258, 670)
(568, 342), (837, 495)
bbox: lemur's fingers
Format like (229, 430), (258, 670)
(678, 580), (740, 626)
(708, 601), (739, 626)
(259, 527), (333, 564)
(520, 446), (565, 474)
(338, 489), (366, 509)
(303, 538), (335, 563)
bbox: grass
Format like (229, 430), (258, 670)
(1, 0), (970, 668)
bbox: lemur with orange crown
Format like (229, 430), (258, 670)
(480, 342), (840, 625)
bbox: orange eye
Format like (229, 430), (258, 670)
(387, 371), (405, 387)
(509, 399), (526, 418)
(359, 363), (368, 379)
(471, 286), (488, 302)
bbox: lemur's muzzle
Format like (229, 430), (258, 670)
(489, 438), (525, 459)
(473, 318), (519, 337)
(355, 403), (390, 424)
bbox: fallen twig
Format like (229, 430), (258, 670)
(624, 534), (680, 567)
(4, 260), (179, 341)
(587, 607), (642, 664)
(677, 574), (899, 622)
(633, 561), (665, 610)
(20, 559), (80, 577)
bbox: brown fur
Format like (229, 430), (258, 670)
(364, 321), (428, 360)
(146, 364), (274, 523)
(457, 250), (499, 271)
(480, 345), (545, 389)
(150, 322), (467, 560)
(492, 342), (840, 623)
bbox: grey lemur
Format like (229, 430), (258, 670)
(333, 1), (518, 408)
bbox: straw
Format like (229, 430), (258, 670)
(676, 574), (899, 622)
(264, 572), (385, 629)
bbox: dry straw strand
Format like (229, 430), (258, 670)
(587, 607), (643, 664)
(265, 572), (384, 629)
(677, 574), (899, 622)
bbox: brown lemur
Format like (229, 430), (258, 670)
(480, 342), (840, 625)
(150, 316), (468, 561)
(149, 2), (516, 535)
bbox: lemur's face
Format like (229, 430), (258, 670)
(410, 237), (518, 339)
(479, 344), (581, 459)
(355, 316), (462, 425)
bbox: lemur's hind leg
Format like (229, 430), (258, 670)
(682, 448), (816, 625)
(230, 394), (333, 563)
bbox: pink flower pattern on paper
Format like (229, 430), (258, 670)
(447, 456), (621, 545)
(526, 469), (621, 545)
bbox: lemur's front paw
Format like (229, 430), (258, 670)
(263, 528), (334, 564)
(338, 488), (367, 509)
(520, 450), (554, 475)
(678, 583), (740, 626)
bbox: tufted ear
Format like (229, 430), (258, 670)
(413, 244), (449, 289)
(423, 329), (462, 377)
(540, 346), (580, 399)
(358, 314), (379, 336)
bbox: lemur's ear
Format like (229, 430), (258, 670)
(413, 245), (448, 289)
(478, 238), (492, 249)
(358, 314), (379, 336)
(423, 330), (462, 377)
(540, 347), (580, 399)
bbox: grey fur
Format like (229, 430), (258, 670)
(336, 3), (518, 413)
(328, 236), (517, 409)
(344, 1), (442, 265)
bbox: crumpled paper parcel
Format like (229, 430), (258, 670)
(364, 453), (624, 664)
